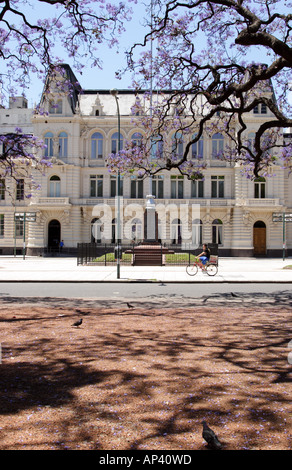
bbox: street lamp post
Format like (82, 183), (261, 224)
(110, 89), (121, 279)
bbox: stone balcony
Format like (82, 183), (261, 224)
(237, 198), (282, 209)
(29, 196), (283, 212)
(29, 197), (71, 209)
(71, 197), (235, 207)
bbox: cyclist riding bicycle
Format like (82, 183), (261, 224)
(198, 244), (210, 269)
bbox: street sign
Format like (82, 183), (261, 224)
(15, 212), (36, 222)
(272, 212), (292, 261)
(272, 212), (292, 222)
(14, 212), (37, 259)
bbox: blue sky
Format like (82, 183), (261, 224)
(24, 0), (146, 106)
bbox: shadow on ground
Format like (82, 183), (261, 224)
(0, 299), (291, 450)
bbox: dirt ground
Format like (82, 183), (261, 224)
(0, 295), (291, 451)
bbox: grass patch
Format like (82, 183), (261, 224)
(165, 253), (199, 264)
(93, 253), (132, 263)
(283, 265), (292, 270)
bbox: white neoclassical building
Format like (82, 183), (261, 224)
(0, 64), (291, 257)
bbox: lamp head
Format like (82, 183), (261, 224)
(110, 88), (118, 97)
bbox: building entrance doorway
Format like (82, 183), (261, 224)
(253, 221), (266, 255)
(48, 219), (61, 251)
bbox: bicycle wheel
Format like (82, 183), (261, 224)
(206, 264), (218, 276)
(186, 264), (198, 276)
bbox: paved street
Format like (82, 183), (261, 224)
(0, 281), (291, 302)
(0, 255), (291, 305)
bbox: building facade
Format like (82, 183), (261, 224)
(0, 64), (291, 257)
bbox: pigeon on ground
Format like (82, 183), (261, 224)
(127, 302), (134, 308)
(72, 318), (83, 327)
(202, 421), (223, 450)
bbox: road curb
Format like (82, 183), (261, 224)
(0, 279), (292, 283)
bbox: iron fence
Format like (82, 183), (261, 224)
(77, 242), (218, 266)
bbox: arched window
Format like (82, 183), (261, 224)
(212, 133), (224, 159)
(49, 175), (61, 197)
(111, 132), (123, 154)
(58, 132), (68, 158)
(131, 218), (143, 241)
(247, 132), (255, 151)
(171, 218), (182, 244)
(91, 217), (102, 243)
(172, 133), (184, 158)
(91, 132), (103, 159)
(192, 134), (204, 159)
(151, 135), (163, 159)
(44, 132), (54, 157)
(212, 219), (223, 244)
(131, 132), (143, 148)
(192, 219), (203, 247)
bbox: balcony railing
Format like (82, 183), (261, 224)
(31, 197), (70, 206)
(30, 196), (282, 209)
(243, 198), (280, 206)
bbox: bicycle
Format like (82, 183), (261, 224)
(186, 256), (218, 277)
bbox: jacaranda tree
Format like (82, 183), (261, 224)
(0, 0), (134, 188)
(0, 0), (291, 181)
(111, 0), (292, 179)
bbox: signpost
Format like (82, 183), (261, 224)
(272, 212), (292, 261)
(14, 212), (36, 259)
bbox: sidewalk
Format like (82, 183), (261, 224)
(0, 256), (292, 282)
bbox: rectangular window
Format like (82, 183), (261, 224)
(0, 214), (4, 236)
(130, 177), (143, 198)
(191, 179), (204, 198)
(15, 219), (24, 237)
(192, 138), (204, 159)
(211, 176), (224, 198)
(0, 180), (5, 200)
(110, 176), (123, 197)
(90, 175), (103, 197)
(49, 99), (62, 114)
(254, 178), (266, 198)
(16, 179), (24, 200)
(152, 175), (164, 199)
(171, 175), (184, 199)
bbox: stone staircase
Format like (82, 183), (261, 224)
(130, 243), (174, 266)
